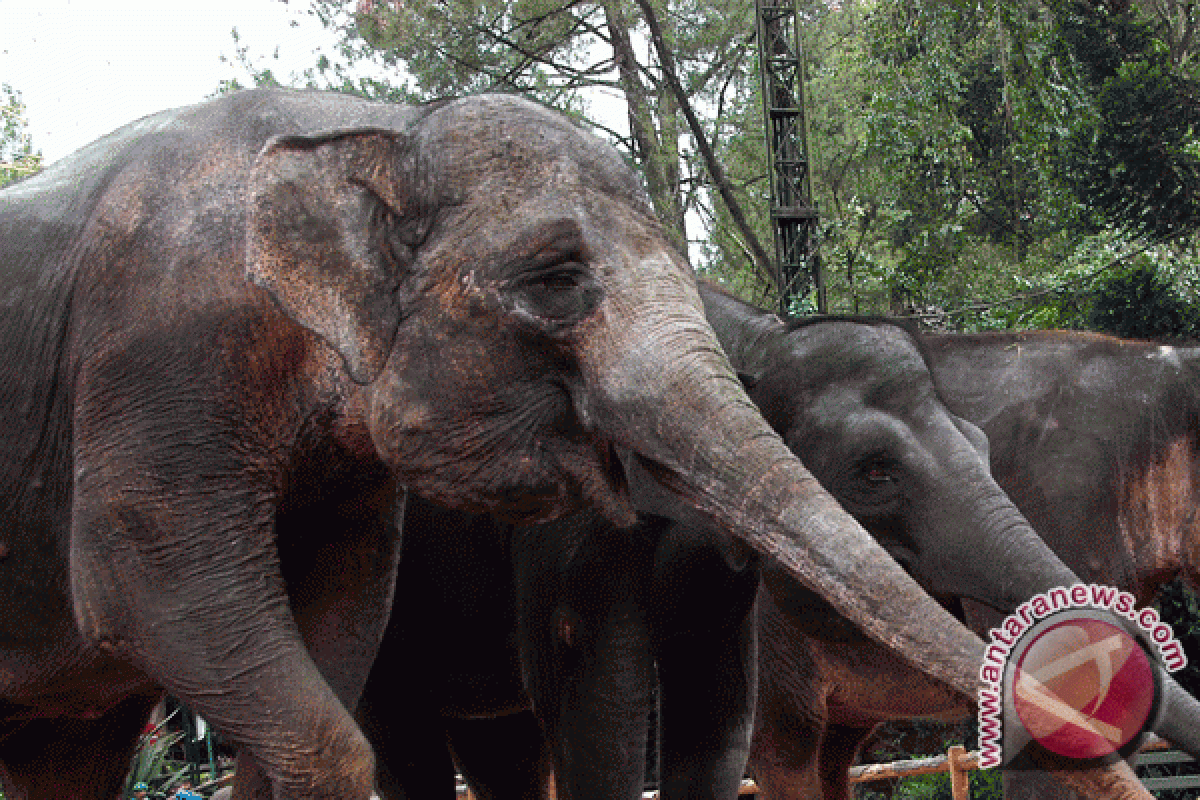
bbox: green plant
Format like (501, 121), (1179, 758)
(124, 712), (188, 799)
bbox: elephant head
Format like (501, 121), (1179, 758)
(243, 92), (987, 697)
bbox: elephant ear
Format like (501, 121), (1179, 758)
(247, 128), (423, 385)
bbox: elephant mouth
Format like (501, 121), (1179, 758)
(559, 439), (635, 529)
(463, 438), (633, 527)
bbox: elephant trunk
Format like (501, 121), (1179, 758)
(937, 449), (1200, 761)
(1158, 680), (1200, 754)
(926, 452), (1079, 611)
(575, 266), (985, 700)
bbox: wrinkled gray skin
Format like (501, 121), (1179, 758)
(360, 285), (1170, 800)
(703, 288), (1200, 792)
(924, 330), (1200, 800)
(744, 329), (1200, 800)
(0, 88), (990, 800)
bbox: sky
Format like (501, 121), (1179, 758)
(2, 0), (345, 165)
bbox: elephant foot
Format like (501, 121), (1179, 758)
(817, 724), (875, 800)
(447, 713), (553, 800)
(0, 690), (160, 800)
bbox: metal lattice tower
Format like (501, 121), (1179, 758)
(755, 0), (824, 313)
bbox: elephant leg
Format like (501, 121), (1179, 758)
(1002, 768), (1086, 800)
(354, 642), (457, 800)
(534, 598), (655, 800)
(747, 750), (823, 800)
(372, 729), (456, 800)
(233, 484), (405, 800)
(516, 521), (657, 800)
(652, 581), (758, 800)
(644, 524), (760, 800)
(71, 461), (388, 800)
(0, 689), (161, 800)
(747, 597), (827, 800)
(446, 713), (552, 800)
(817, 724), (876, 800)
(357, 703), (457, 800)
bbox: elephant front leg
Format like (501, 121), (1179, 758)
(515, 523), (657, 800)
(651, 573), (759, 799)
(69, 474), (382, 800)
(653, 619), (757, 800)
(234, 482), (404, 800)
(446, 713), (553, 800)
(536, 600), (655, 800)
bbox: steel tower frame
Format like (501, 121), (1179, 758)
(755, 0), (824, 313)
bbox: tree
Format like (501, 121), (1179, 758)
(1, 84), (41, 188)
(1054, 0), (1200, 241)
(1090, 254), (1200, 338)
(219, 0), (1200, 327)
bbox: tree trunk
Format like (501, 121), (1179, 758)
(602, 0), (689, 257)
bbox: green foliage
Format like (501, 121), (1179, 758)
(124, 714), (188, 800)
(1155, 579), (1200, 698)
(1, 84), (41, 188)
(1055, 0), (1200, 240)
(1090, 256), (1200, 338)
(854, 719), (1003, 799)
(855, 768), (1003, 800)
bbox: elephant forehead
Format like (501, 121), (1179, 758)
(789, 322), (932, 394)
(435, 187), (666, 277)
(420, 96), (646, 206)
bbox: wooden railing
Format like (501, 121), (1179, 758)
(847, 744), (976, 799)
(452, 736), (1196, 800)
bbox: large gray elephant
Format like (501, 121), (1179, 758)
(746, 328), (1200, 799)
(359, 283), (1187, 800)
(0, 88), (991, 799)
(927, 329), (1200, 800)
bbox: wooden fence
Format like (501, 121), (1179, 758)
(727, 736), (1194, 800)
(451, 736), (1197, 800)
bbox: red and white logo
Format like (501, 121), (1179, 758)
(1012, 617), (1156, 760)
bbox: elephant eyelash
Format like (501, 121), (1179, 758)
(844, 458), (901, 510)
(517, 261), (588, 289)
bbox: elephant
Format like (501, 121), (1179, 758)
(924, 329), (1200, 605)
(924, 329), (1200, 800)
(358, 284), (1189, 800)
(735, 327), (1200, 800)
(355, 495), (552, 800)
(0, 85), (1000, 800)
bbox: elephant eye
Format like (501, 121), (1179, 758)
(508, 261), (603, 333)
(836, 456), (901, 514)
(855, 457), (900, 496)
(864, 463), (894, 484)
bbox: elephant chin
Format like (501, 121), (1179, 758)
(557, 439), (637, 529)
(481, 438), (637, 528)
